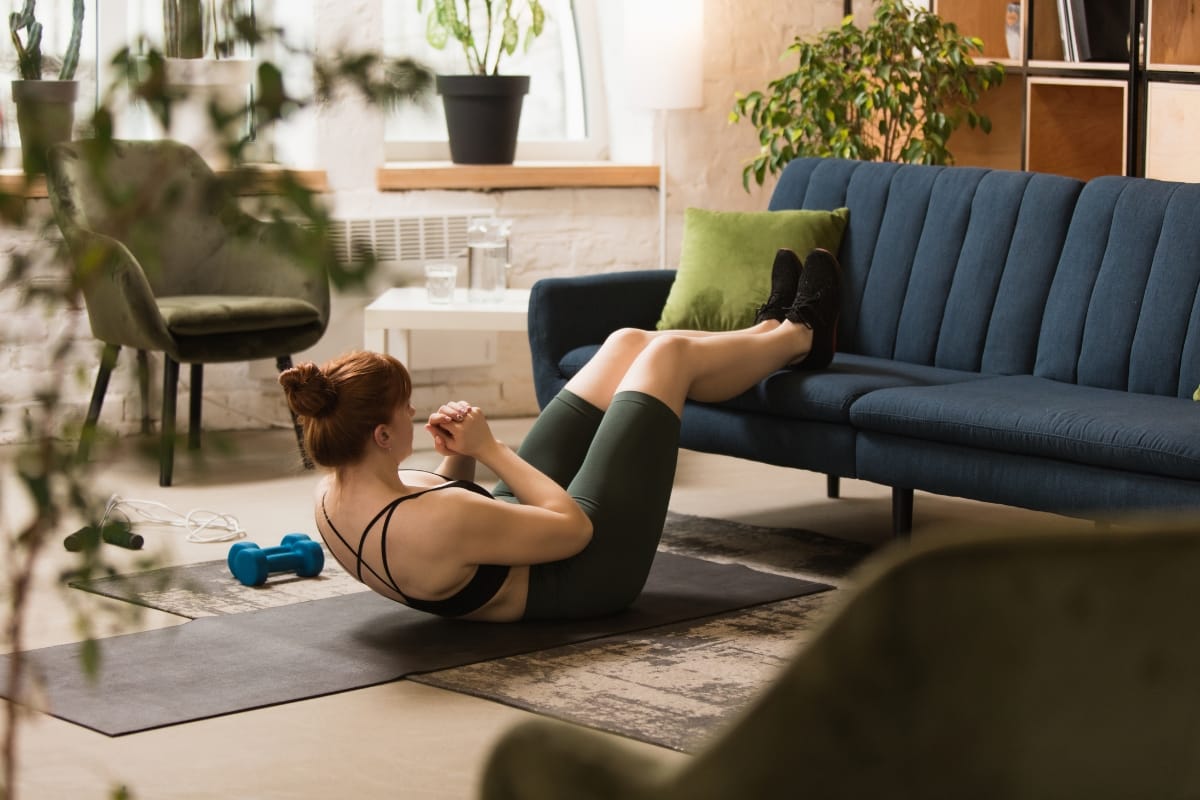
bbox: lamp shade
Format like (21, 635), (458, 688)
(623, 0), (705, 110)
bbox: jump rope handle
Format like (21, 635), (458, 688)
(63, 522), (145, 552)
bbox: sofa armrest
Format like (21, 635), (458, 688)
(528, 270), (675, 409)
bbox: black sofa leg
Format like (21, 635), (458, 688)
(160, 356), (180, 487)
(826, 475), (840, 499)
(276, 355), (313, 470)
(78, 343), (120, 463)
(136, 349), (152, 434)
(892, 487), (913, 538)
(188, 363), (203, 450)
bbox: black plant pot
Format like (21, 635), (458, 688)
(436, 75), (530, 165)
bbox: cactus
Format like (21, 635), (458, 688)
(164, 1), (248, 59)
(9, 0), (43, 80)
(8, 0), (86, 80)
(164, 0), (205, 58)
(59, 0), (85, 79)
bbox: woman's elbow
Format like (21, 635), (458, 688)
(565, 511), (593, 554)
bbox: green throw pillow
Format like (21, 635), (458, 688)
(656, 207), (850, 331)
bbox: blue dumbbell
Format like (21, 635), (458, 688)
(228, 533), (325, 587)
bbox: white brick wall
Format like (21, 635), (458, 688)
(0, 0), (840, 444)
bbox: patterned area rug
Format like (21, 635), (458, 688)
(70, 551), (368, 618)
(72, 512), (876, 752)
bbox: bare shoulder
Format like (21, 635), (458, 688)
(399, 469), (453, 489)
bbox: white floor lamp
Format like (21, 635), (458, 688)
(623, 1), (705, 269)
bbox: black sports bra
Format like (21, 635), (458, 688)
(320, 478), (511, 618)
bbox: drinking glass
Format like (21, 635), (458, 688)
(424, 262), (458, 304)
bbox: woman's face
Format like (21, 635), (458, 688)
(386, 399), (417, 461)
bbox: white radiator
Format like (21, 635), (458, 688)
(326, 212), (488, 284)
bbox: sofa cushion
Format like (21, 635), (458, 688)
(850, 375), (1200, 481)
(717, 353), (986, 423)
(655, 207), (849, 332)
(559, 348), (982, 424)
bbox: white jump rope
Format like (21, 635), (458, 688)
(101, 494), (247, 543)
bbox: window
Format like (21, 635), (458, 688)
(383, 0), (609, 161)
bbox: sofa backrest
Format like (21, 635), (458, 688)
(770, 158), (1083, 377)
(1034, 177), (1200, 400)
(770, 158), (1200, 399)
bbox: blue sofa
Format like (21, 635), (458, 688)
(527, 158), (1200, 535)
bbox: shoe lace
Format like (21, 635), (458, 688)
(790, 285), (836, 330)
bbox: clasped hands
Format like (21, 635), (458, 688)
(425, 400), (496, 458)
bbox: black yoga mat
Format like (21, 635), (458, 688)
(0, 552), (830, 736)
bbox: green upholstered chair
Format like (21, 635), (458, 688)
(47, 139), (332, 486)
(481, 522), (1200, 799)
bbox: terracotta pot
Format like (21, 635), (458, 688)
(11, 79), (79, 176)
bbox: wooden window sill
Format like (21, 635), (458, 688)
(0, 165), (330, 199)
(377, 161), (660, 191)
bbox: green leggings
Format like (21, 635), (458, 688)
(493, 389), (681, 621)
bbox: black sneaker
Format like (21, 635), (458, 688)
(785, 248), (841, 371)
(753, 249), (802, 324)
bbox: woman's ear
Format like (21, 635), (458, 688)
(373, 424), (391, 450)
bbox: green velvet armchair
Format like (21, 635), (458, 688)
(481, 522), (1200, 799)
(48, 139), (332, 485)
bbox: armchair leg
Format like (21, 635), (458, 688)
(189, 363), (203, 450)
(78, 343), (120, 463)
(160, 356), (180, 487)
(892, 487), (913, 538)
(826, 474), (840, 499)
(276, 355), (313, 470)
(136, 349), (151, 434)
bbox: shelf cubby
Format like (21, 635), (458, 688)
(1144, 82), (1200, 181)
(937, 0), (1025, 61)
(1148, 0), (1200, 68)
(1025, 77), (1127, 180)
(948, 76), (1025, 170)
(1028, 0), (1131, 67)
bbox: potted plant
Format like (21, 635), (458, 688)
(160, 0), (255, 165)
(731, 0), (1006, 189)
(8, 0), (85, 176)
(418, 0), (546, 164)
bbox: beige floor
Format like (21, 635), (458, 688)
(2, 420), (1089, 799)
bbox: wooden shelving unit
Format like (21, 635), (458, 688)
(934, 0), (1199, 182)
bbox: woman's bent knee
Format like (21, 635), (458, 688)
(641, 333), (694, 363)
(604, 327), (653, 352)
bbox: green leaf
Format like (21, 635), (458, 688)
(530, 0), (545, 37)
(502, 16), (519, 55)
(425, 9), (449, 49)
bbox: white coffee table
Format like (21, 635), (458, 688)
(363, 287), (531, 368)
